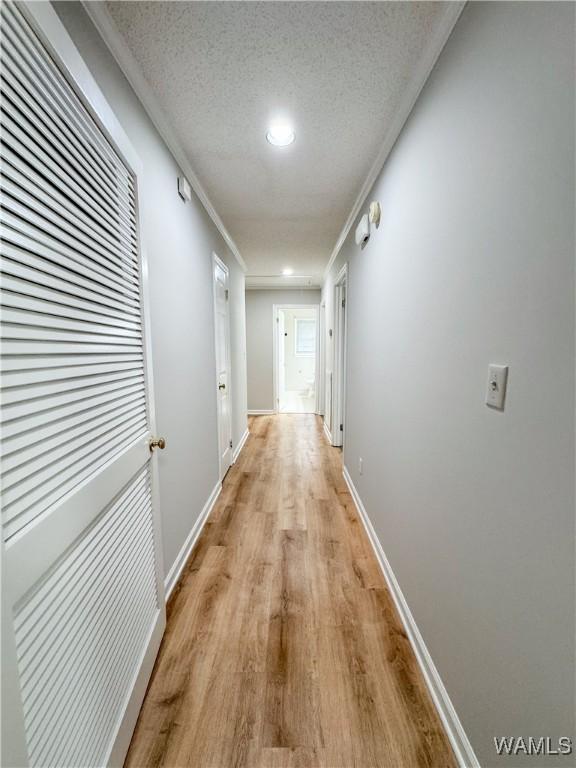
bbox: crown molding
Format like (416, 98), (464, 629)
(322, 1), (466, 282)
(81, 1), (247, 273)
(81, 0), (463, 282)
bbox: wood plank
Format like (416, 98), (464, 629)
(125, 415), (456, 768)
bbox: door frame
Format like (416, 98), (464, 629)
(1, 4), (166, 766)
(318, 301), (326, 417)
(212, 253), (233, 480)
(331, 264), (348, 448)
(273, 303), (320, 415)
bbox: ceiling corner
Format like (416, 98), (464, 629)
(322, 1), (466, 281)
(80, 0), (247, 274)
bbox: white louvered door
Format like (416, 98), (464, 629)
(0, 3), (165, 766)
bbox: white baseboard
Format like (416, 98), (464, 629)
(248, 409), (275, 416)
(232, 428), (250, 463)
(163, 480), (222, 601)
(342, 466), (480, 768)
(323, 419), (332, 445)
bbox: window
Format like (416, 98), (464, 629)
(295, 318), (316, 356)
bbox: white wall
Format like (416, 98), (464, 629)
(246, 289), (320, 411)
(323, 2), (574, 765)
(54, 2), (247, 586)
(282, 308), (316, 392)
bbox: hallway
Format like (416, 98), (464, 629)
(1, 3), (574, 765)
(125, 416), (455, 768)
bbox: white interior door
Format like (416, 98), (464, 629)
(0, 4), (165, 766)
(318, 302), (325, 416)
(278, 309), (286, 410)
(213, 255), (232, 479)
(332, 268), (348, 447)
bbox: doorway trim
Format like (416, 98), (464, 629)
(273, 304), (320, 415)
(318, 301), (326, 417)
(331, 264), (348, 448)
(212, 253), (233, 481)
(1, 4), (166, 767)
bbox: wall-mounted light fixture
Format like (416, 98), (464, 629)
(178, 176), (192, 202)
(355, 214), (370, 246)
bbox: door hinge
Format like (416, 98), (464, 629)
(225, 289), (229, 300)
(340, 423), (343, 431)
(229, 439), (233, 448)
(342, 299), (346, 308)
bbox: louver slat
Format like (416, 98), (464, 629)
(13, 469), (158, 768)
(1, 6), (161, 766)
(0, 4), (147, 543)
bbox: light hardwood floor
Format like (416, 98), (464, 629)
(125, 415), (456, 768)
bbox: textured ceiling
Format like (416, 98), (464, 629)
(106, 1), (449, 281)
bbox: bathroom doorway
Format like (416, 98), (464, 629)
(274, 305), (319, 414)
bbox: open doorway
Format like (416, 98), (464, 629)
(274, 305), (319, 414)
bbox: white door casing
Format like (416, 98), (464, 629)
(278, 309), (286, 410)
(325, 370), (332, 433)
(318, 302), (326, 416)
(213, 254), (232, 479)
(273, 304), (320, 415)
(0, 4), (165, 766)
(332, 265), (348, 448)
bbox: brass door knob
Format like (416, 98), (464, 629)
(149, 436), (166, 451)
(218, 383), (226, 390)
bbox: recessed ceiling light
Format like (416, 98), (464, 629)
(282, 267), (294, 276)
(267, 122), (295, 147)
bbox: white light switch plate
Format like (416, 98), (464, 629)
(486, 364), (508, 410)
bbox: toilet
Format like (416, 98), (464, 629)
(306, 376), (315, 398)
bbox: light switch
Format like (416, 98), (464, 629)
(486, 364), (508, 410)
